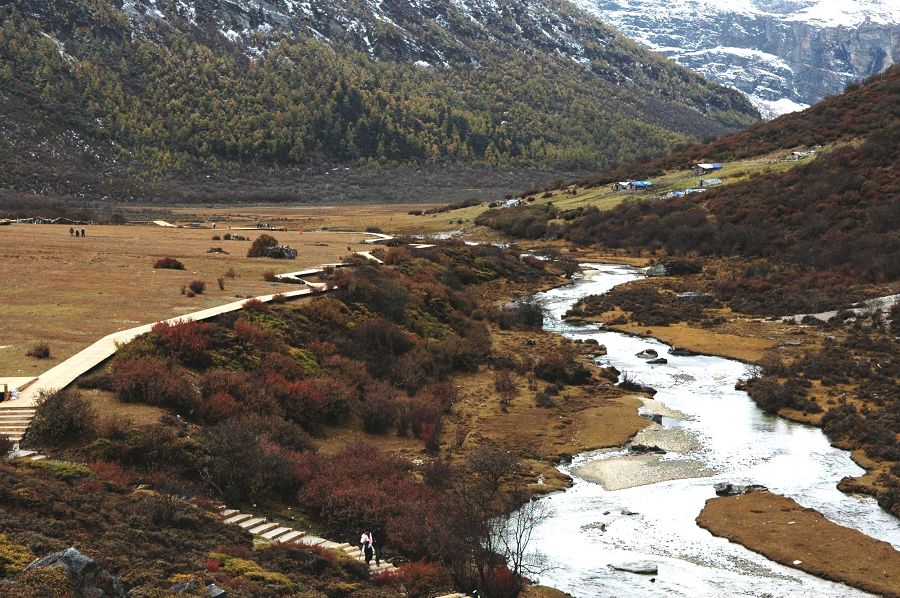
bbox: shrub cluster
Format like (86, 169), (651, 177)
(25, 389), (96, 447)
(153, 256), (184, 270)
(247, 234), (279, 258)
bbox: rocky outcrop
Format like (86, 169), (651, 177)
(576, 0), (899, 117)
(25, 547), (125, 597)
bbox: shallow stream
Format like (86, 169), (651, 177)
(526, 264), (900, 597)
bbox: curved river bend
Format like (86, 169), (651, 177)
(526, 264), (900, 598)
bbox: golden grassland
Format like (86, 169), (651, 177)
(698, 491), (900, 598)
(0, 222), (377, 374)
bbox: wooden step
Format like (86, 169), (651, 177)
(277, 530), (306, 543)
(248, 522), (279, 535)
(224, 513), (253, 525)
(220, 509), (240, 518)
(260, 527), (293, 540)
(238, 517), (266, 529)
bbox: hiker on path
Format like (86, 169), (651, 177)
(81, 228), (85, 237)
(360, 531), (374, 565)
(74, 229), (80, 238)
(69, 227), (74, 236)
(372, 527), (385, 566)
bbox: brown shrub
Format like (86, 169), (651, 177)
(248, 234), (279, 257)
(26, 341), (51, 359)
(25, 389), (96, 446)
(262, 270), (277, 282)
(188, 280), (206, 294)
(153, 256), (184, 270)
(359, 381), (399, 434)
(242, 297), (270, 312)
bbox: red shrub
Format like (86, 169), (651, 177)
(202, 392), (242, 421)
(409, 396), (443, 440)
(234, 319), (283, 353)
(373, 561), (448, 597)
(243, 297), (270, 312)
(258, 351), (308, 380)
(207, 559), (220, 572)
(89, 460), (135, 488)
(296, 445), (446, 552)
(262, 270), (277, 282)
(200, 369), (256, 402)
(111, 357), (198, 413)
(359, 381), (398, 434)
(151, 319), (213, 366)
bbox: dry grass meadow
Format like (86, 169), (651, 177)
(0, 210), (431, 376)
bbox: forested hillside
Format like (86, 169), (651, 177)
(478, 64), (900, 314)
(0, 0), (757, 202)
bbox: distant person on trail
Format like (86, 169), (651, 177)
(372, 526), (385, 566)
(360, 531), (374, 565)
(68, 227), (74, 236)
(81, 228), (85, 237)
(74, 229), (80, 238)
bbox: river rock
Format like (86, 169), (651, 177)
(668, 347), (695, 356)
(714, 482), (768, 496)
(635, 349), (658, 359)
(610, 561), (658, 575)
(630, 443), (666, 454)
(207, 584), (228, 597)
(734, 379), (749, 391)
(646, 357), (668, 365)
(618, 379), (658, 396)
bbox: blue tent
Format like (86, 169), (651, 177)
(630, 180), (654, 188)
(696, 163), (722, 170)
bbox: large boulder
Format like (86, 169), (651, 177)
(635, 349), (658, 359)
(26, 547), (125, 597)
(646, 264), (668, 277)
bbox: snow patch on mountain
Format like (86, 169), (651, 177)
(575, 0), (899, 117)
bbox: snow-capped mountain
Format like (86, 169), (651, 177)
(573, 0), (900, 118)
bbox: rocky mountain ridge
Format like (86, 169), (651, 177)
(574, 0), (900, 118)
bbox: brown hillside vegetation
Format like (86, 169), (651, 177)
(15, 242), (642, 597)
(574, 63), (900, 185)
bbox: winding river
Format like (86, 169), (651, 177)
(526, 264), (900, 597)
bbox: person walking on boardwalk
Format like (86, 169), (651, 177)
(360, 531), (374, 566)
